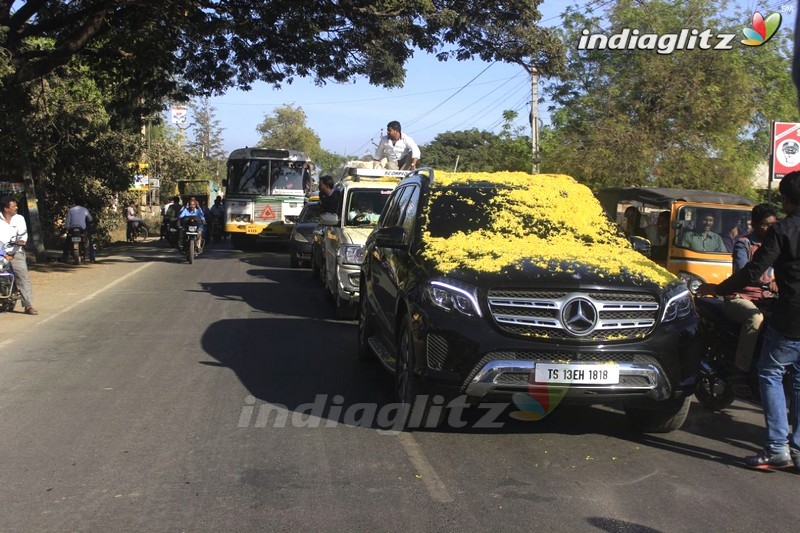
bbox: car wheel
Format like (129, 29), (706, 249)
(357, 277), (373, 361)
(694, 369), (735, 411)
(289, 245), (300, 268)
(335, 294), (358, 320)
(396, 319), (421, 424)
(625, 396), (691, 433)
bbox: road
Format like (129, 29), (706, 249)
(1, 240), (798, 532)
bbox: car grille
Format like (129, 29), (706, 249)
(487, 289), (659, 341)
(426, 334), (448, 370)
(254, 201), (283, 223)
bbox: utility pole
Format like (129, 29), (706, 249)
(529, 66), (540, 174)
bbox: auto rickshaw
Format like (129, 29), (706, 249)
(596, 187), (755, 291)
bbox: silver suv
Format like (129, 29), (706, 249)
(319, 166), (406, 319)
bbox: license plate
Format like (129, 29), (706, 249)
(188, 226), (198, 232)
(246, 225), (261, 235)
(71, 237), (82, 242)
(534, 363), (619, 384)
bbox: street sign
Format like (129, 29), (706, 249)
(171, 105), (188, 125)
(772, 121), (800, 179)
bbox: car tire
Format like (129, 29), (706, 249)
(396, 318), (422, 429)
(335, 293), (358, 320)
(357, 277), (373, 361)
(624, 396), (691, 433)
(289, 245), (300, 268)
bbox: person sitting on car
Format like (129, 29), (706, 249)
(679, 211), (727, 252)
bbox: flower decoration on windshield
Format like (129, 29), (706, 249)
(420, 171), (675, 286)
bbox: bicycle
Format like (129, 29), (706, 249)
(127, 220), (149, 243)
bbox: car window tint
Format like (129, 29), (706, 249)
(400, 186), (420, 237)
(301, 204), (321, 222)
(379, 186), (408, 228)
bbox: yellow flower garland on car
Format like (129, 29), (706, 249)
(420, 171), (675, 286)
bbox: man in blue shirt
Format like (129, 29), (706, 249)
(179, 196), (206, 252)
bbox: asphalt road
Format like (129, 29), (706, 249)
(1, 240), (798, 532)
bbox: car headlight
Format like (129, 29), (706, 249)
(338, 245), (366, 265)
(293, 232), (308, 243)
(425, 279), (483, 317)
(678, 271), (704, 294)
(662, 284), (693, 323)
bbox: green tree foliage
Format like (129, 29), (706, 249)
(422, 112), (531, 172)
(257, 104), (322, 155)
(0, 52), (142, 244)
(189, 98), (226, 183)
(540, 0), (800, 193)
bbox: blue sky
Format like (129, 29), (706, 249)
(175, 0), (795, 157)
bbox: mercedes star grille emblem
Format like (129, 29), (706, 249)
(561, 297), (598, 336)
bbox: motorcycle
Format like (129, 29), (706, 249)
(0, 245), (20, 312)
(210, 216), (224, 243)
(165, 217), (181, 248)
(66, 226), (89, 264)
(178, 216), (204, 264)
(694, 295), (791, 410)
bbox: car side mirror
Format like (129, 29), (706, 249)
(319, 213), (339, 226)
(629, 235), (651, 258)
(375, 226), (406, 249)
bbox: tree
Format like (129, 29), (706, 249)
(541, 0), (800, 194)
(422, 112), (531, 172)
(256, 104), (322, 155)
(1, 1), (565, 96)
(189, 98), (226, 182)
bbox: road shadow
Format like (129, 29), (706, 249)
(196, 252), (771, 470)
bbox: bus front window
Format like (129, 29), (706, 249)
(228, 160), (270, 195)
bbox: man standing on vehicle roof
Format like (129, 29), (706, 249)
(697, 171), (800, 471)
(374, 121), (421, 170)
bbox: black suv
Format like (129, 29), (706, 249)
(358, 169), (700, 432)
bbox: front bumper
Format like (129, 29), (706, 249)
(335, 263), (361, 302)
(412, 304), (700, 405)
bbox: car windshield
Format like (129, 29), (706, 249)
(345, 189), (392, 226)
(426, 186), (622, 240)
(674, 206), (752, 254)
(300, 204), (321, 223)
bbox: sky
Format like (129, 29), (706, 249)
(170, 0), (796, 158)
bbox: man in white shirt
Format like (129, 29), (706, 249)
(62, 201), (95, 262)
(374, 121), (421, 170)
(0, 196), (37, 314)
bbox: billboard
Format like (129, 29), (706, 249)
(772, 121), (800, 180)
(171, 105), (188, 125)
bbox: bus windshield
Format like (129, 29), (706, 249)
(227, 155), (310, 196)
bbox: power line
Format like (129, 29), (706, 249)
(449, 76), (530, 131)
(404, 62), (497, 127)
(411, 71), (527, 134)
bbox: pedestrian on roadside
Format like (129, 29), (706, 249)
(0, 196), (37, 315)
(696, 171), (800, 471)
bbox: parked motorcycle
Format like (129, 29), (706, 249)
(0, 245), (20, 312)
(66, 226), (89, 264)
(178, 216), (203, 264)
(694, 295), (790, 410)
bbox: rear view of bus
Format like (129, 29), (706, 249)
(224, 148), (311, 248)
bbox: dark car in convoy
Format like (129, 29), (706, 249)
(289, 201), (320, 268)
(358, 169), (701, 432)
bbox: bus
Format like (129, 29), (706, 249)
(223, 148), (312, 248)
